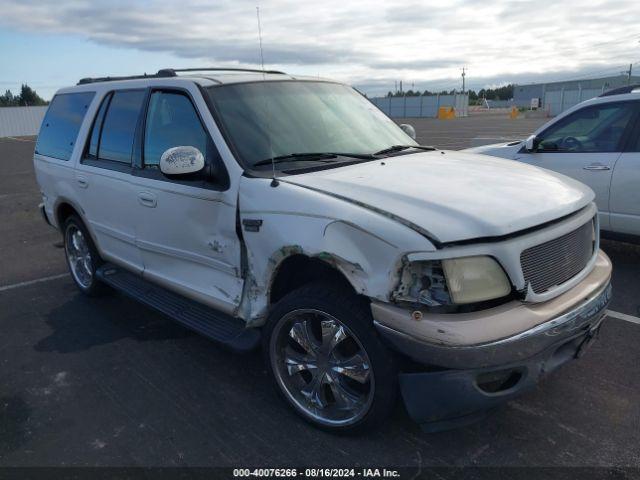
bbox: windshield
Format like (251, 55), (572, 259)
(206, 81), (416, 169)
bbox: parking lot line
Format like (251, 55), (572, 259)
(0, 273), (68, 292)
(606, 309), (640, 326)
(3, 136), (36, 143)
(2, 272), (639, 328)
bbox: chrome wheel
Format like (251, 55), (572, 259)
(65, 224), (93, 289)
(270, 309), (374, 427)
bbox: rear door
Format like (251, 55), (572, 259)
(75, 89), (146, 272)
(609, 105), (640, 236)
(516, 101), (638, 230)
(132, 87), (243, 314)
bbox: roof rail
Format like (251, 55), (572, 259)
(77, 67), (287, 85)
(599, 84), (640, 97)
(77, 70), (175, 85)
(157, 67), (287, 76)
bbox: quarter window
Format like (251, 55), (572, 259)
(36, 92), (95, 161)
(537, 102), (636, 153)
(144, 91), (209, 167)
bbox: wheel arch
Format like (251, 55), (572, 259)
(55, 201), (79, 229)
(269, 254), (359, 306)
(54, 199), (101, 253)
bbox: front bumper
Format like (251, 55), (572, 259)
(373, 250), (612, 430)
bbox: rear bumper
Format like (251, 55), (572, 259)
(372, 251), (612, 430)
(38, 202), (52, 227)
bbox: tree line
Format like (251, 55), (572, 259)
(0, 84), (48, 107)
(385, 84), (514, 101)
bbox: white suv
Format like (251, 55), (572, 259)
(35, 68), (612, 433)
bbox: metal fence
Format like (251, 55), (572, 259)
(493, 86), (611, 116)
(369, 93), (469, 118)
(0, 106), (47, 138)
(543, 87), (606, 116)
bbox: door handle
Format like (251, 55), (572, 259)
(583, 164), (610, 171)
(76, 176), (89, 188)
(138, 192), (157, 208)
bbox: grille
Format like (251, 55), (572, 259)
(520, 220), (594, 294)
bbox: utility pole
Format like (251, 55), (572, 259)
(461, 67), (466, 94)
(627, 63), (633, 85)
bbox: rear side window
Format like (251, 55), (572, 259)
(627, 103), (640, 152)
(36, 92), (95, 161)
(97, 90), (146, 164)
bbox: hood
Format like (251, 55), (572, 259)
(281, 151), (594, 244)
(463, 141), (524, 159)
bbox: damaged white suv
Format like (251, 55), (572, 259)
(35, 68), (612, 433)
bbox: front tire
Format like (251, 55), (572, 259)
(63, 215), (107, 296)
(264, 283), (397, 433)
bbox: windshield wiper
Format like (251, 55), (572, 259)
(253, 153), (337, 167)
(253, 152), (375, 167)
(373, 145), (436, 156)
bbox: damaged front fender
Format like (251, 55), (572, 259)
(236, 177), (435, 325)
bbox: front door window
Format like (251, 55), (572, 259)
(537, 102), (636, 153)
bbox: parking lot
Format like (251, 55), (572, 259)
(1, 115), (640, 470)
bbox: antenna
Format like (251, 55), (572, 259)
(256, 6), (266, 72)
(256, 6), (278, 187)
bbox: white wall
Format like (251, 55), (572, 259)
(0, 106), (47, 138)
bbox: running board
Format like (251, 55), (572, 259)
(96, 264), (260, 352)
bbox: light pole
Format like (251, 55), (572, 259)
(461, 67), (466, 94)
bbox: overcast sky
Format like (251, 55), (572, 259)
(1, 0), (639, 99)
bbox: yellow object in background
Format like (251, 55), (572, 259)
(510, 106), (519, 119)
(437, 106), (456, 120)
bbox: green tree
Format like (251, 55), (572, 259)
(0, 89), (15, 107)
(17, 84), (47, 106)
(0, 85), (48, 107)
(476, 84), (514, 101)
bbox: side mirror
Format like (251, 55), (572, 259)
(399, 123), (416, 140)
(525, 134), (539, 152)
(160, 146), (205, 175)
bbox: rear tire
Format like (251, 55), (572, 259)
(63, 215), (108, 296)
(264, 283), (397, 434)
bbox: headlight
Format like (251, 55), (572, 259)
(395, 256), (511, 306)
(441, 256), (511, 304)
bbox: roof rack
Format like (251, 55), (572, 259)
(77, 67), (287, 85)
(157, 67), (287, 76)
(77, 70), (175, 85)
(599, 84), (640, 97)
